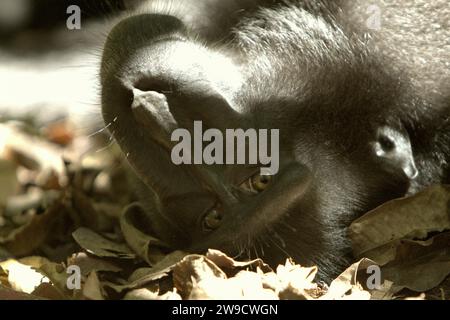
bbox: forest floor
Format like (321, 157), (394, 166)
(0, 118), (449, 300)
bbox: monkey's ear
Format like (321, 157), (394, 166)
(131, 85), (242, 148)
(129, 45), (243, 131)
(131, 88), (179, 150)
(372, 126), (419, 179)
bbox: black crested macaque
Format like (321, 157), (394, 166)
(100, 0), (450, 282)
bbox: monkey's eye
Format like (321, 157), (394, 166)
(202, 208), (223, 232)
(239, 173), (273, 193)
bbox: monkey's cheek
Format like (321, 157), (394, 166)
(191, 162), (312, 252)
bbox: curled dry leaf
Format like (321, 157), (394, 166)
(128, 250), (188, 284)
(349, 185), (450, 294)
(0, 284), (45, 300)
(0, 256), (73, 300)
(349, 185), (450, 263)
(381, 232), (450, 292)
(31, 282), (66, 300)
(271, 260), (322, 300)
(189, 271), (279, 300)
(4, 189), (60, 219)
(0, 200), (64, 256)
(172, 254), (313, 300)
(104, 250), (187, 294)
(123, 288), (182, 300)
(70, 189), (116, 233)
(72, 227), (135, 260)
(404, 293), (426, 300)
(67, 252), (122, 277)
(0, 259), (50, 294)
(37, 262), (73, 298)
(206, 249), (272, 274)
(321, 259), (384, 300)
(0, 123), (66, 184)
(173, 255), (227, 298)
(120, 203), (172, 265)
(83, 271), (105, 300)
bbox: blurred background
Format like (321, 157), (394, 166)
(0, 0), (129, 128)
(0, 0), (124, 38)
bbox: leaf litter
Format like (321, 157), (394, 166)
(0, 119), (449, 300)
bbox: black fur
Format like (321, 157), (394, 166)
(100, 0), (450, 282)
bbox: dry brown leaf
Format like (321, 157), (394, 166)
(205, 249), (272, 273)
(104, 251), (187, 294)
(103, 273), (168, 294)
(381, 232), (450, 292)
(0, 259), (50, 294)
(4, 189), (60, 219)
(339, 284), (372, 300)
(0, 159), (18, 206)
(404, 293), (426, 300)
(37, 262), (73, 297)
(32, 282), (66, 300)
(0, 123), (66, 183)
(19, 256), (51, 269)
(321, 259), (381, 300)
(123, 288), (182, 300)
(189, 271), (279, 300)
(72, 227), (135, 260)
(0, 256), (68, 300)
(120, 203), (172, 265)
(0, 200), (64, 256)
(71, 190), (115, 233)
(128, 250), (187, 283)
(83, 271), (105, 300)
(350, 185), (450, 261)
(365, 280), (395, 300)
(0, 284), (45, 300)
(272, 260), (321, 300)
(42, 120), (75, 146)
(173, 255), (227, 298)
(67, 252), (122, 276)
(348, 185), (450, 295)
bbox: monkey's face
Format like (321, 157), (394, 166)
(100, 14), (418, 277)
